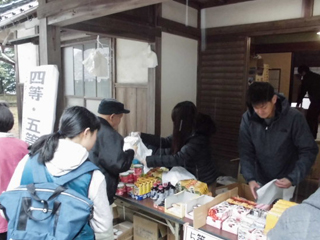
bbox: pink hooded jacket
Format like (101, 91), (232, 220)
(0, 134), (28, 233)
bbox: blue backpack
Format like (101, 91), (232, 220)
(0, 155), (99, 240)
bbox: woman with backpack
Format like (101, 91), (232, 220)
(4, 106), (113, 240)
(0, 102), (28, 240)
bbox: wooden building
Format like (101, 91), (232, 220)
(1, 0), (320, 178)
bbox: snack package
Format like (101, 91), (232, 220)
(176, 179), (209, 195)
(222, 217), (239, 235)
(232, 205), (251, 221)
(207, 201), (234, 229)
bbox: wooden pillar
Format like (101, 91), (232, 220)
(38, 0), (63, 130)
(302, 0), (314, 18)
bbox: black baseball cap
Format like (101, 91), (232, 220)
(98, 98), (130, 115)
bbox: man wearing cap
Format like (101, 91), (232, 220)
(89, 98), (134, 205)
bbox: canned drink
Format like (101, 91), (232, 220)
(133, 174), (139, 182)
(133, 164), (143, 176)
(126, 183), (135, 194)
(116, 182), (125, 196)
(119, 172), (129, 183)
(127, 170), (134, 183)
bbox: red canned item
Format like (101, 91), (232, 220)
(127, 170), (134, 183)
(134, 164), (143, 176)
(116, 182), (125, 196)
(120, 172), (129, 183)
(133, 174), (139, 183)
(126, 183), (134, 194)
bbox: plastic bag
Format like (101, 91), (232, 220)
(82, 49), (109, 77)
(162, 167), (196, 186)
(123, 135), (152, 173)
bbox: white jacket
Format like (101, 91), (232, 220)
(7, 139), (113, 240)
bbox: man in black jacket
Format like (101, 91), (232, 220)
(296, 65), (320, 139)
(89, 98), (134, 205)
(239, 82), (318, 199)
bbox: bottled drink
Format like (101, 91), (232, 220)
(155, 185), (165, 206)
(150, 183), (158, 199)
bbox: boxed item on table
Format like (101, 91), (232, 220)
(251, 229), (266, 240)
(264, 199), (297, 234)
(164, 190), (200, 218)
(192, 186), (255, 229)
(185, 194), (215, 220)
(206, 201), (234, 229)
(222, 217), (239, 235)
(232, 205), (251, 221)
(238, 221), (256, 240)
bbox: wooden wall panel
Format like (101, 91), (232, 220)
(198, 36), (250, 177)
(116, 84), (148, 137)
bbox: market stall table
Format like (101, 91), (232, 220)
(115, 194), (237, 240)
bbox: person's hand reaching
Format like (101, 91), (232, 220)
(275, 178), (292, 188)
(248, 180), (260, 199)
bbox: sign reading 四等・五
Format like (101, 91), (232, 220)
(21, 65), (59, 145)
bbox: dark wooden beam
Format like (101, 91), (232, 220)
(37, 0), (172, 27)
(302, 0), (314, 18)
(173, 0), (200, 10)
(201, 0), (255, 8)
(157, 17), (200, 40)
(254, 41), (320, 54)
(63, 16), (159, 42)
(205, 16), (320, 37)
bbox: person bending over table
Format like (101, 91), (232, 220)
(137, 101), (220, 192)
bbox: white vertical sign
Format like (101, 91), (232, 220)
(184, 224), (224, 240)
(21, 65), (59, 145)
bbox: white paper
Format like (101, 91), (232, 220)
(256, 179), (295, 204)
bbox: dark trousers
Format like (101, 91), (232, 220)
(0, 232), (7, 240)
(306, 101), (320, 139)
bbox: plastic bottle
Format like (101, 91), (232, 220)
(168, 182), (176, 196)
(150, 183), (158, 199)
(155, 185), (165, 206)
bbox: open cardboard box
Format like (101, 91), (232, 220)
(184, 195), (215, 220)
(113, 221), (133, 240)
(133, 214), (167, 240)
(193, 184), (254, 229)
(215, 183), (254, 201)
(165, 190), (200, 218)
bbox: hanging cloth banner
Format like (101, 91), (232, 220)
(21, 65), (59, 145)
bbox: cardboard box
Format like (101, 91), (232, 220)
(215, 183), (254, 201)
(193, 186), (254, 229)
(113, 221), (133, 240)
(133, 214), (167, 240)
(112, 203), (120, 219)
(165, 190), (200, 218)
(185, 195), (215, 220)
